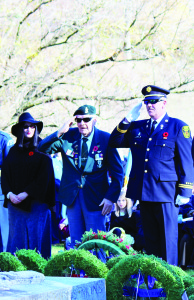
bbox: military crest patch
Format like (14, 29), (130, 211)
(182, 126), (190, 138)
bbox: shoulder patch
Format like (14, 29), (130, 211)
(182, 126), (190, 138)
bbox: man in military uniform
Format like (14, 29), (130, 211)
(0, 131), (14, 252)
(38, 105), (123, 247)
(109, 85), (194, 265)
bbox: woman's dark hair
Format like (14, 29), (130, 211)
(16, 124), (39, 148)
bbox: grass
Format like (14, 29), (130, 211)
(51, 243), (65, 257)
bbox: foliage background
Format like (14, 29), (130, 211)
(0, 0), (194, 139)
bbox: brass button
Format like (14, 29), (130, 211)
(134, 142), (137, 145)
(144, 170), (148, 173)
(79, 184), (83, 188)
(149, 138), (152, 141)
(145, 159), (148, 162)
(146, 148), (150, 151)
(163, 144), (165, 147)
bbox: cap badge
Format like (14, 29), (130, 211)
(146, 86), (152, 93)
(85, 107), (89, 113)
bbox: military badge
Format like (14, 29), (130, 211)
(66, 149), (74, 157)
(182, 126), (190, 138)
(95, 153), (103, 168)
(135, 132), (141, 138)
(146, 86), (152, 93)
(85, 107), (89, 113)
(74, 153), (78, 165)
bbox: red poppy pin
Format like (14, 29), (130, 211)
(92, 145), (99, 154)
(163, 132), (168, 139)
(93, 146), (98, 152)
(29, 151), (34, 156)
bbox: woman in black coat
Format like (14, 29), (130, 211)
(1, 112), (55, 259)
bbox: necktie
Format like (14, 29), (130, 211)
(81, 138), (88, 169)
(150, 120), (157, 135)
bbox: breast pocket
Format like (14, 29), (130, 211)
(153, 140), (175, 160)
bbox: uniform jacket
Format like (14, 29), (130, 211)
(38, 127), (124, 211)
(0, 131), (14, 200)
(1, 144), (55, 211)
(109, 113), (194, 203)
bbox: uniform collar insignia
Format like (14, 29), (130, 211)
(135, 132), (142, 138)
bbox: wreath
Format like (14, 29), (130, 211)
(0, 252), (26, 272)
(15, 249), (47, 274)
(106, 253), (185, 300)
(75, 229), (136, 255)
(106, 255), (126, 270)
(44, 249), (108, 278)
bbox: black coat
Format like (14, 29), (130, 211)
(110, 210), (145, 251)
(1, 144), (55, 211)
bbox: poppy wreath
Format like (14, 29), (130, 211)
(75, 229), (136, 256)
(44, 249), (108, 278)
(106, 253), (185, 300)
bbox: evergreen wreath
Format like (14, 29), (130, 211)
(106, 255), (126, 270)
(15, 249), (48, 274)
(0, 252), (26, 272)
(106, 253), (185, 300)
(75, 229), (136, 255)
(44, 249), (108, 278)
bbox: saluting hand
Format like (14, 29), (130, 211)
(99, 198), (114, 216)
(125, 102), (142, 122)
(57, 116), (76, 137)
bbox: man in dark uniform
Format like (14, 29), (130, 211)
(38, 105), (123, 247)
(109, 85), (194, 265)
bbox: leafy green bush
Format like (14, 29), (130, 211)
(0, 252), (26, 272)
(15, 249), (47, 274)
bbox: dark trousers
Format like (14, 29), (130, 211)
(179, 233), (194, 267)
(140, 201), (179, 265)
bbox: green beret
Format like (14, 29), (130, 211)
(73, 105), (96, 116)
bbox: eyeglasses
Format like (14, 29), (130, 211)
(23, 125), (35, 129)
(143, 99), (164, 105)
(75, 117), (93, 123)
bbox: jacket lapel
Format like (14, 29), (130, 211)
(145, 119), (151, 136)
(84, 127), (99, 171)
(67, 131), (81, 169)
(151, 113), (169, 136)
